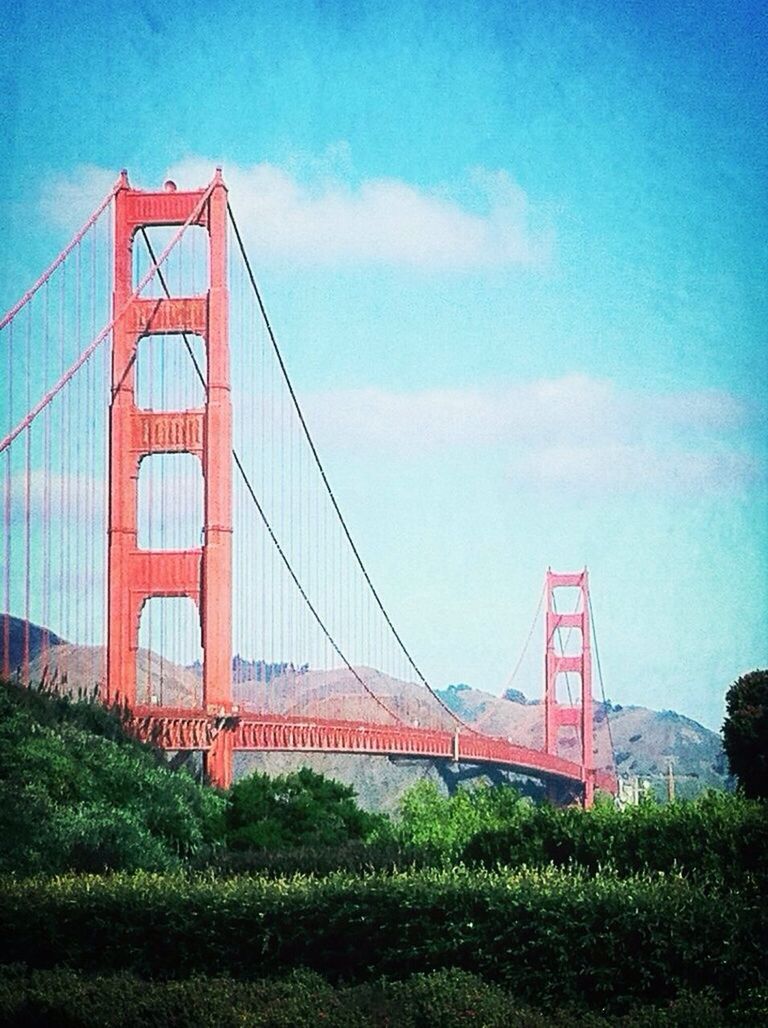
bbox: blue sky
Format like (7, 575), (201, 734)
(2, 0), (766, 729)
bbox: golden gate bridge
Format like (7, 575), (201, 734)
(0, 169), (616, 804)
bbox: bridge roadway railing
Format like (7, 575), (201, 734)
(130, 707), (617, 794)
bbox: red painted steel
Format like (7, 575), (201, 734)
(544, 568), (596, 805)
(130, 709), (617, 794)
(107, 172), (233, 785)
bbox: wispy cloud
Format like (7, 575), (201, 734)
(164, 155), (552, 270)
(40, 165), (117, 231)
(296, 375), (762, 493)
(43, 157), (552, 270)
(507, 443), (760, 493)
(9, 470), (105, 524)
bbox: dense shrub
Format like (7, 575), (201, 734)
(0, 966), (355, 1028)
(226, 767), (384, 850)
(0, 681), (225, 873)
(0, 869), (764, 1010)
(463, 790), (768, 882)
(210, 783), (767, 882)
(0, 966), (739, 1027)
(203, 839), (441, 876)
(390, 779), (531, 857)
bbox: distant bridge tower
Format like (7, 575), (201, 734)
(107, 171), (233, 784)
(544, 568), (595, 805)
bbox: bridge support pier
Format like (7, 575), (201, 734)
(205, 726), (234, 789)
(584, 769), (595, 808)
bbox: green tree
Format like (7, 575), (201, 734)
(722, 669), (768, 799)
(225, 767), (380, 850)
(394, 779), (528, 857)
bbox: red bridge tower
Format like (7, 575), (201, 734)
(106, 171), (233, 784)
(544, 569), (595, 805)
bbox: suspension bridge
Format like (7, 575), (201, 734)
(0, 170), (616, 804)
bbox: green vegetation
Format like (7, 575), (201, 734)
(1, 966), (759, 1027)
(226, 766), (384, 851)
(1, 868), (764, 1012)
(463, 788), (768, 880)
(387, 777), (528, 857)
(723, 668), (768, 799)
(1, 676), (767, 1024)
(0, 680), (224, 873)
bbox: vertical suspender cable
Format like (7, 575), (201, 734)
(23, 303), (32, 685)
(227, 205), (468, 731)
(588, 591), (616, 774)
(74, 242), (82, 648)
(42, 276), (51, 672)
(3, 324), (13, 680)
(137, 216), (404, 723)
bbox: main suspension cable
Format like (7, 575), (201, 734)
(1, 177), (120, 331)
(588, 590), (617, 773)
(227, 203), (471, 732)
(0, 185), (214, 455)
(137, 227), (403, 726)
(499, 579), (545, 695)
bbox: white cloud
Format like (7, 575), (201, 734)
(165, 156), (552, 269)
(10, 470), (105, 523)
(41, 154), (551, 269)
(40, 165), (117, 231)
(507, 443), (760, 493)
(295, 375), (762, 493)
(299, 375), (747, 448)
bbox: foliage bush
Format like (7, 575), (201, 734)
(0, 681), (225, 873)
(1, 676), (145, 745)
(463, 790), (768, 882)
(203, 839), (440, 876)
(4, 677), (767, 889)
(389, 778), (531, 857)
(210, 780), (767, 883)
(0, 868), (764, 1011)
(0, 965), (738, 1027)
(225, 767), (385, 851)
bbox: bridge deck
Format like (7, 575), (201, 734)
(131, 706), (617, 794)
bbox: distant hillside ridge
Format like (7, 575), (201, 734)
(0, 615), (64, 679)
(438, 682), (732, 798)
(2, 617), (732, 804)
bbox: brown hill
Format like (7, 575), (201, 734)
(233, 665), (457, 731)
(439, 683), (730, 799)
(5, 617), (731, 808)
(26, 643), (202, 707)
